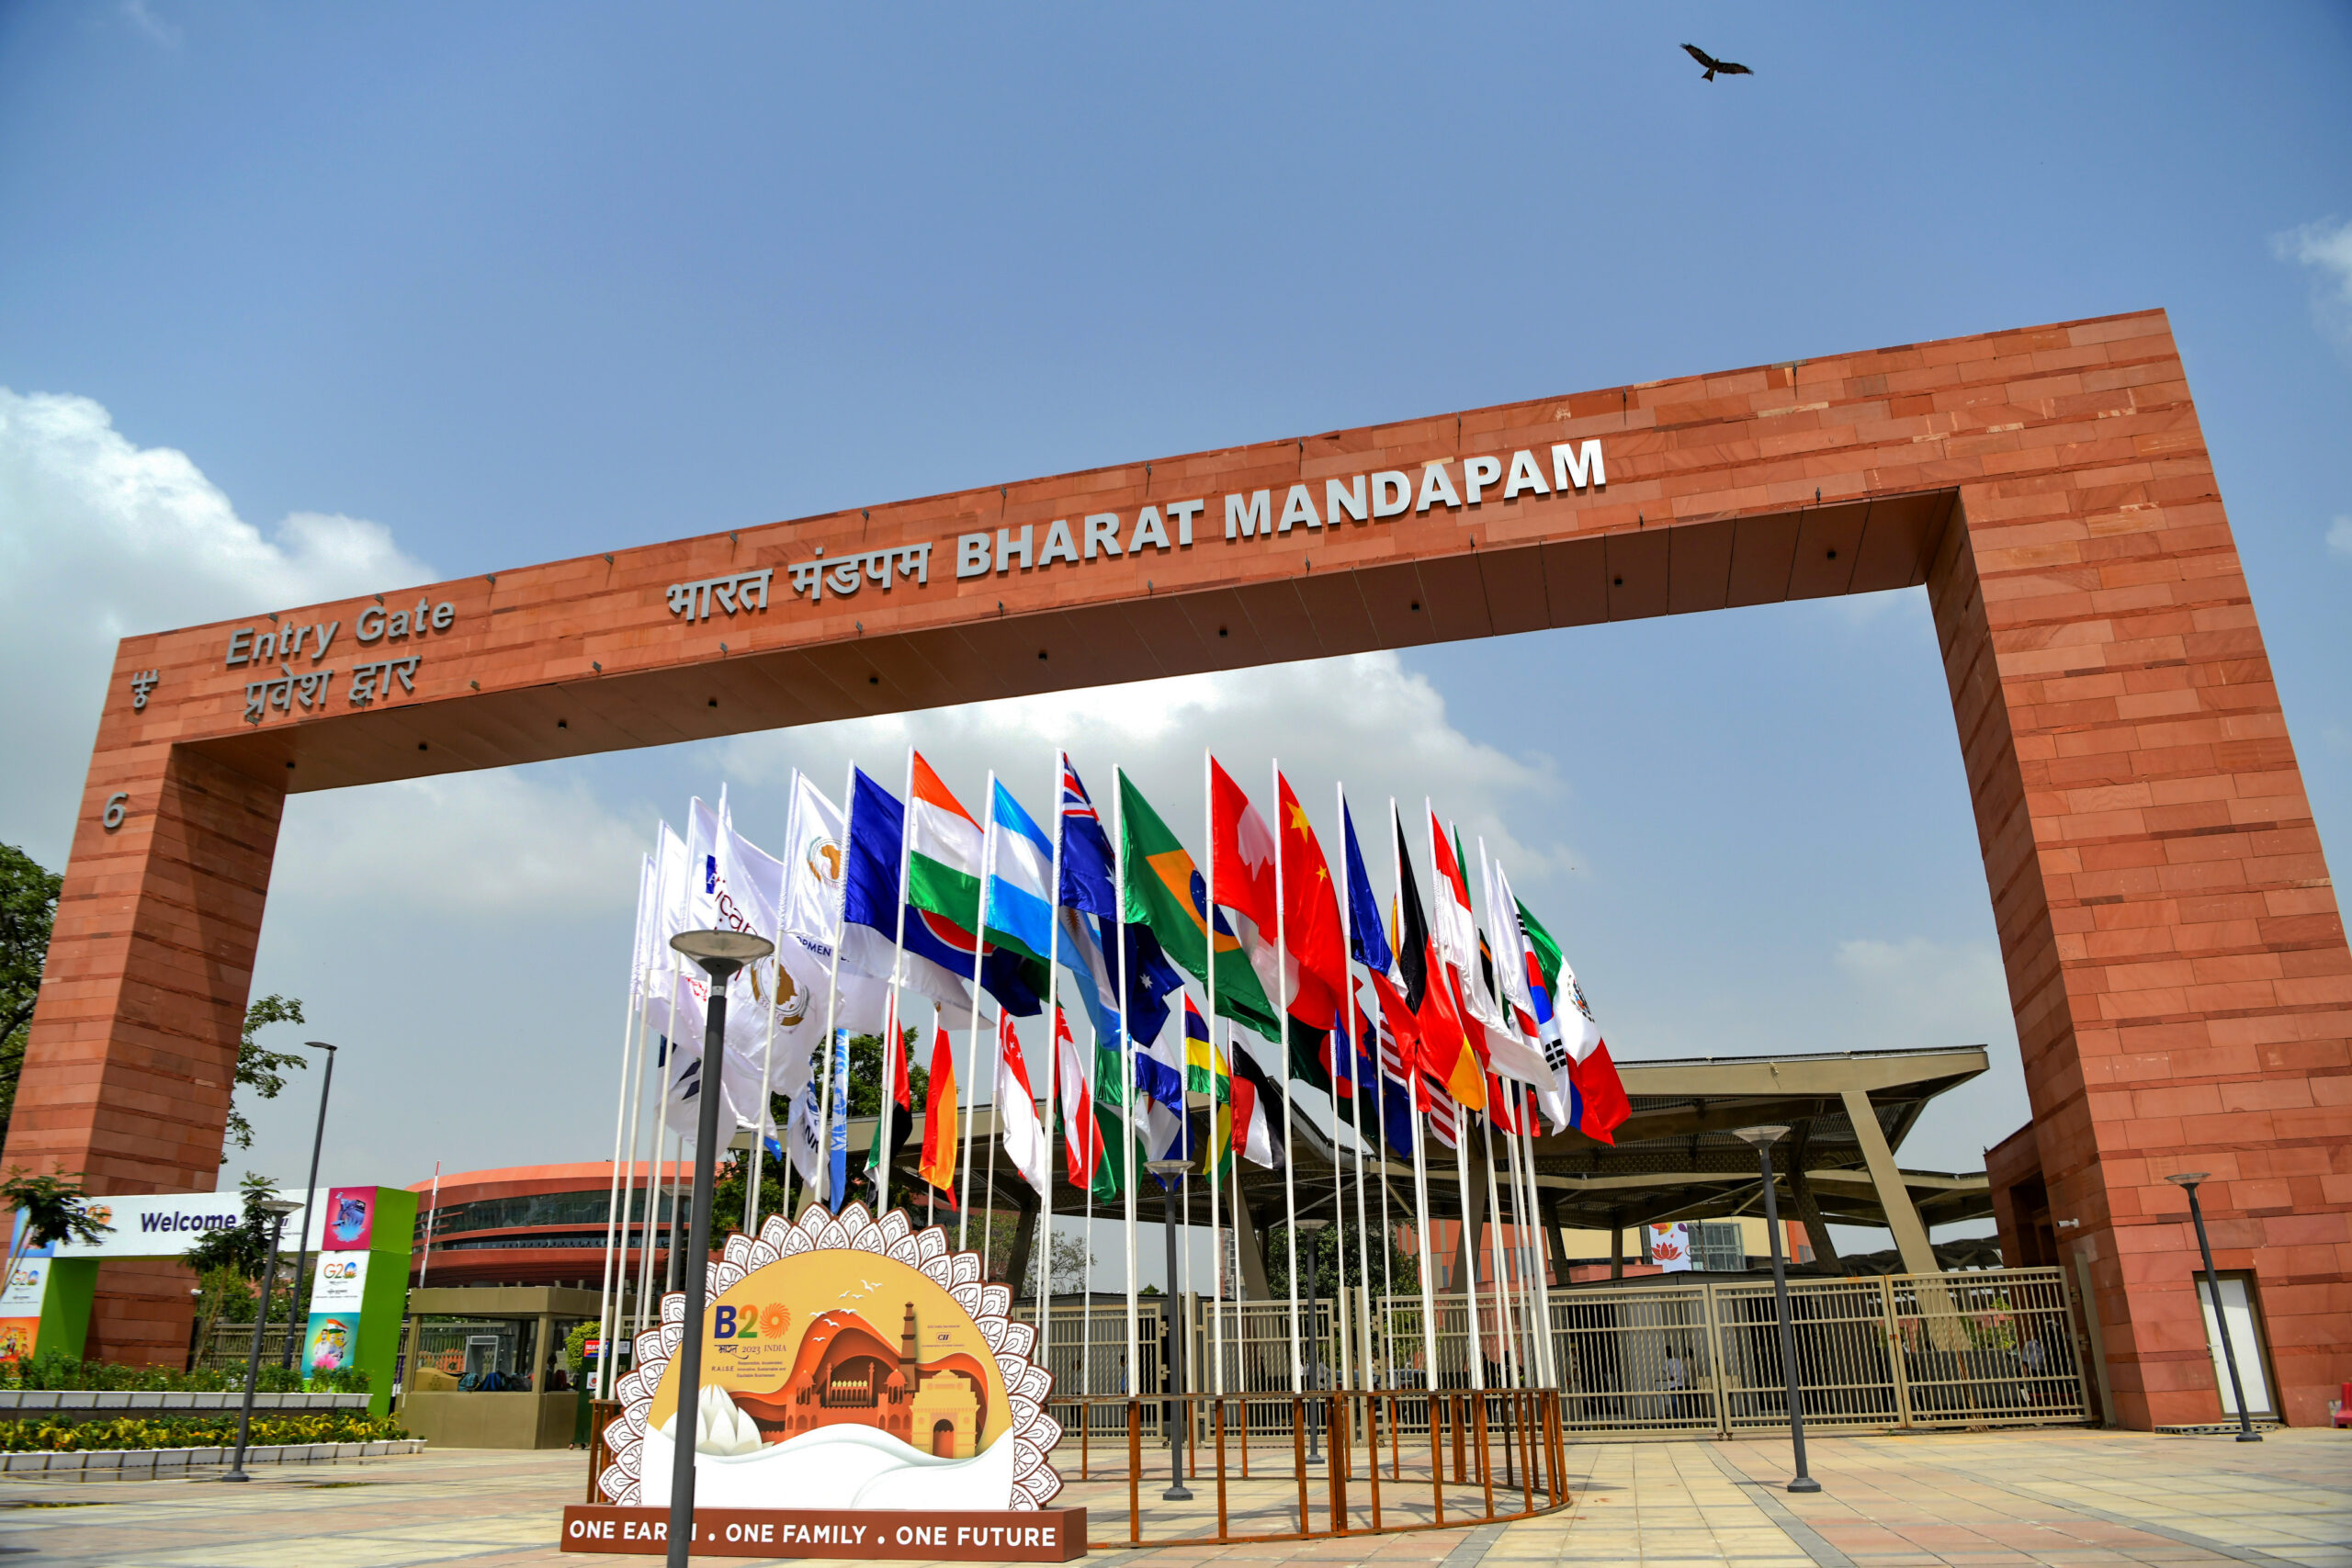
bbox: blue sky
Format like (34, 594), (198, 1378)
(4, 4), (2347, 1265)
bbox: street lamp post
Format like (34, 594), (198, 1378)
(663, 929), (774, 1568)
(1734, 1126), (1818, 1495)
(223, 1197), (302, 1483)
(1145, 1159), (1193, 1502)
(2164, 1173), (2261, 1442)
(1295, 1216), (1329, 1465)
(279, 1042), (338, 1369)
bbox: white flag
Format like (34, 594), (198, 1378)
(1476, 854), (1555, 1089)
(776, 772), (890, 1037)
(641, 823), (695, 1044)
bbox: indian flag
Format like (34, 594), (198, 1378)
(906, 752), (984, 931)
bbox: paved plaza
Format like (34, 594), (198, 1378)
(0, 1427), (2340, 1568)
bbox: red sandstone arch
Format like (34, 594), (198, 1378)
(9, 310), (2344, 1428)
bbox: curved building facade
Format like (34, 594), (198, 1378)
(409, 1161), (688, 1292)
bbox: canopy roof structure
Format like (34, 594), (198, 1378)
(864, 1043), (1993, 1284)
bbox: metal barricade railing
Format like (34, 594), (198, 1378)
(1031, 1268), (2091, 1442)
(1037, 1390), (1565, 1544)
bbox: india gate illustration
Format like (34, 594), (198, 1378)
(729, 1303), (990, 1459)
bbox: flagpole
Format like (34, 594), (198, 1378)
(611, 981), (650, 1393)
(617, 957), (653, 1354)
(1113, 767), (1139, 1416)
(1469, 840), (1521, 1392)
(1375, 1068), (1395, 1390)
(1338, 783), (1374, 1393)
(1228, 1101), (1246, 1396)
(818, 761), (861, 1217)
(643, 957), (684, 1322)
(1261, 761), (1298, 1398)
(1480, 1103), (1521, 1388)
(1201, 747), (1224, 1402)
(1498, 1088), (1532, 1386)
(1394, 799), (1441, 1397)
(630, 998), (662, 1337)
(1039, 750), (1066, 1373)
(1513, 1082), (1552, 1384)
(1467, 831), (1523, 1382)
(747, 775), (800, 1239)
(1428, 802), (1487, 1396)
(596, 853), (651, 1398)
(982, 1010), (1001, 1277)
(1207, 1019), (1225, 1398)
(875, 752), (916, 1222)
(958, 769), (997, 1253)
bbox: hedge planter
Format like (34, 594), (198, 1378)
(0, 1391), (368, 1416)
(0, 1438), (425, 1476)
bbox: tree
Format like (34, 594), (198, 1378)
(0, 844), (65, 1151)
(1265, 1213), (1421, 1301)
(0, 1168), (112, 1286)
(1048, 1228), (1093, 1295)
(226, 995), (309, 1158)
(185, 1173), (286, 1352)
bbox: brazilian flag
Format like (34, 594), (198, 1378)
(1114, 773), (1282, 1039)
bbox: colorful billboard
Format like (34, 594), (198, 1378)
(302, 1251), (370, 1375)
(322, 1187), (376, 1250)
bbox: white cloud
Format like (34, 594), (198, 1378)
(2329, 515), (2352, 561)
(0, 388), (431, 863)
(2273, 218), (2352, 348)
(712, 650), (1575, 887)
(272, 768), (647, 915)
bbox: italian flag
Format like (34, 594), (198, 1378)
(906, 752), (984, 932)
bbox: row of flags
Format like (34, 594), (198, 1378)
(616, 750), (1631, 1223)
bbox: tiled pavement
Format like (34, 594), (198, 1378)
(0, 1428), (2341, 1566)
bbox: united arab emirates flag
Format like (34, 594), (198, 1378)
(1116, 772), (1281, 1039)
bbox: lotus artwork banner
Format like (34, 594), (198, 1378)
(595, 1202), (1062, 1516)
(303, 1251), (370, 1375)
(1646, 1222), (1694, 1272)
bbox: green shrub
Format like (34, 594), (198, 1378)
(0, 1354), (311, 1394)
(0, 1411), (409, 1452)
(306, 1365), (370, 1393)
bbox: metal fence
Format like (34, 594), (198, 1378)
(1012, 1267), (2086, 1440)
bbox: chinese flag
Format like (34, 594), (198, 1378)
(1275, 771), (1346, 1030)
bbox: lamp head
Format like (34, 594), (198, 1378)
(670, 930), (775, 970)
(1295, 1218), (1330, 1234)
(1733, 1124), (1789, 1146)
(256, 1198), (302, 1218)
(2164, 1172), (2209, 1189)
(303, 1041), (336, 1053)
(1144, 1159), (1192, 1178)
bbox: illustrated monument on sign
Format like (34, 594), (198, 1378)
(596, 1202), (1061, 1515)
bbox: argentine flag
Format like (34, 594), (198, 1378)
(983, 781), (1056, 963)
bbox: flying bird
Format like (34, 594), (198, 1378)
(1681, 43), (1752, 81)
